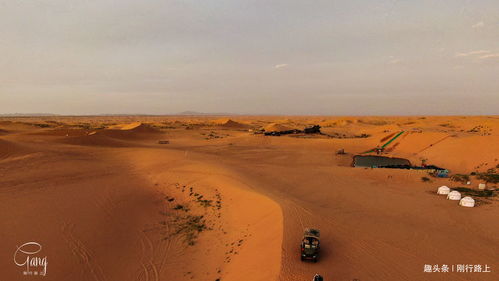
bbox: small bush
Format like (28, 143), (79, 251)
(421, 177), (431, 182)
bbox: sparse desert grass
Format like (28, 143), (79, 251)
(172, 214), (211, 246)
(467, 125), (492, 136)
(323, 132), (371, 139)
(161, 184), (223, 246)
(201, 131), (230, 140)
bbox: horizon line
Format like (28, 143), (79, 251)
(1, 113), (498, 118)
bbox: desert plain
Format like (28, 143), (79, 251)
(0, 115), (498, 281)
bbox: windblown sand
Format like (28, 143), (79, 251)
(0, 116), (498, 281)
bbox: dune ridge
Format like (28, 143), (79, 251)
(108, 148), (284, 281)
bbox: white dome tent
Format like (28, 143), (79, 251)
(437, 186), (450, 195)
(447, 191), (462, 201)
(459, 196), (475, 207)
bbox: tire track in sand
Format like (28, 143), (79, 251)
(61, 222), (108, 281)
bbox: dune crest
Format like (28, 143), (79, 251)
(118, 149), (283, 281)
(97, 123), (161, 139)
(264, 123), (294, 132)
(214, 119), (252, 129)
(56, 123), (162, 147)
(108, 122), (144, 130)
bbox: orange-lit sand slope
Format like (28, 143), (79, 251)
(0, 116), (497, 281)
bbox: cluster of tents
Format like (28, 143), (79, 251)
(436, 186), (475, 207)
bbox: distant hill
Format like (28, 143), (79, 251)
(176, 111), (237, 116)
(0, 113), (59, 117)
(0, 112), (238, 117)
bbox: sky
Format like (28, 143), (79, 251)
(1, 0), (498, 115)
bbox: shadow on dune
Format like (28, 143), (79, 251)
(57, 123), (164, 147)
(0, 139), (33, 159)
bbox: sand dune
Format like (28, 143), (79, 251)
(34, 128), (93, 137)
(94, 123), (162, 140)
(213, 118), (252, 129)
(59, 134), (133, 147)
(34, 123), (163, 147)
(107, 121), (151, 131)
(264, 123), (294, 132)
(119, 150), (282, 281)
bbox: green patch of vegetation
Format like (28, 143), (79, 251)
(477, 173), (499, 184)
(476, 169), (499, 184)
(452, 187), (497, 198)
(450, 174), (470, 183)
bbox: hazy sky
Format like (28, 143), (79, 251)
(1, 0), (498, 115)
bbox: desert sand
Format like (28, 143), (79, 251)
(0, 116), (498, 281)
